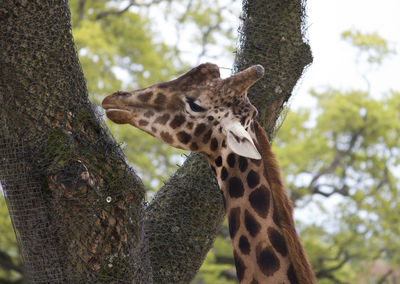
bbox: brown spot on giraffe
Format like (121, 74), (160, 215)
(194, 123), (207, 136)
(247, 169), (260, 188)
(229, 207), (241, 239)
(190, 142), (199, 151)
(234, 251), (246, 282)
(238, 156), (248, 172)
(268, 227), (288, 257)
(287, 264), (299, 284)
(154, 92), (167, 105)
(144, 110), (154, 118)
(214, 156), (222, 167)
(202, 129), (212, 144)
(102, 63), (316, 284)
(210, 137), (218, 151)
(244, 209), (261, 237)
(228, 176), (244, 198)
(137, 91), (153, 102)
(248, 185), (270, 218)
(256, 244), (280, 277)
(138, 119), (148, 126)
(238, 235), (251, 255)
(170, 114), (186, 129)
(227, 153), (236, 168)
(154, 113), (170, 124)
(218, 167), (227, 182)
(160, 131), (173, 144)
(186, 122), (194, 129)
(177, 131), (191, 144)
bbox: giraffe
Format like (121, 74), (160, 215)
(102, 63), (316, 284)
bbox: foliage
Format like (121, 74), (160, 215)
(341, 30), (396, 64)
(272, 46), (400, 283)
(1, 0), (399, 282)
(0, 195), (23, 282)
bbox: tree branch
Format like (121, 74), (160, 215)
(96, 1), (135, 20)
(95, 0), (166, 20)
(311, 184), (350, 197)
(234, 0), (313, 139)
(0, 2), (144, 282)
(143, 154), (224, 282)
(308, 129), (363, 197)
(315, 251), (350, 277)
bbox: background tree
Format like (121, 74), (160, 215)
(0, 0), (311, 283)
(274, 32), (400, 283)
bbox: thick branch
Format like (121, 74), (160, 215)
(0, 2), (144, 282)
(234, 0), (313, 139)
(143, 154), (224, 283)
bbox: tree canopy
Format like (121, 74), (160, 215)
(1, 1), (399, 283)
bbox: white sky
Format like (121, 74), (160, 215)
(288, 0), (400, 223)
(154, 0), (400, 106)
(294, 0), (400, 109)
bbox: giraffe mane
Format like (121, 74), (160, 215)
(254, 121), (316, 284)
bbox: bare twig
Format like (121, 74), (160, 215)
(315, 251), (351, 282)
(309, 129), (364, 197)
(96, 1), (136, 20)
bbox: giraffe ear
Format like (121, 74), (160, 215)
(225, 121), (261, 160)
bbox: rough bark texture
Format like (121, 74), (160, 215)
(235, 0), (313, 139)
(0, 1), (145, 282)
(0, 0), (311, 283)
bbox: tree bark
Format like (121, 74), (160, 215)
(235, 0), (313, 139)
(0, 0), (311, 283)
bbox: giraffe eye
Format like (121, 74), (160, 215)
(187, 99), (206, 112)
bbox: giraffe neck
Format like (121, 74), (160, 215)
(210, 151), (294, 283)
(208, 122), (316, 284)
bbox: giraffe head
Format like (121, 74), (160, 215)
(102, 63), (264, 160)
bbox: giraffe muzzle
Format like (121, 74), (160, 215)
(102, 92), (137, 124)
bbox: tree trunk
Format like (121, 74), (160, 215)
(0, 0), (311, 283)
